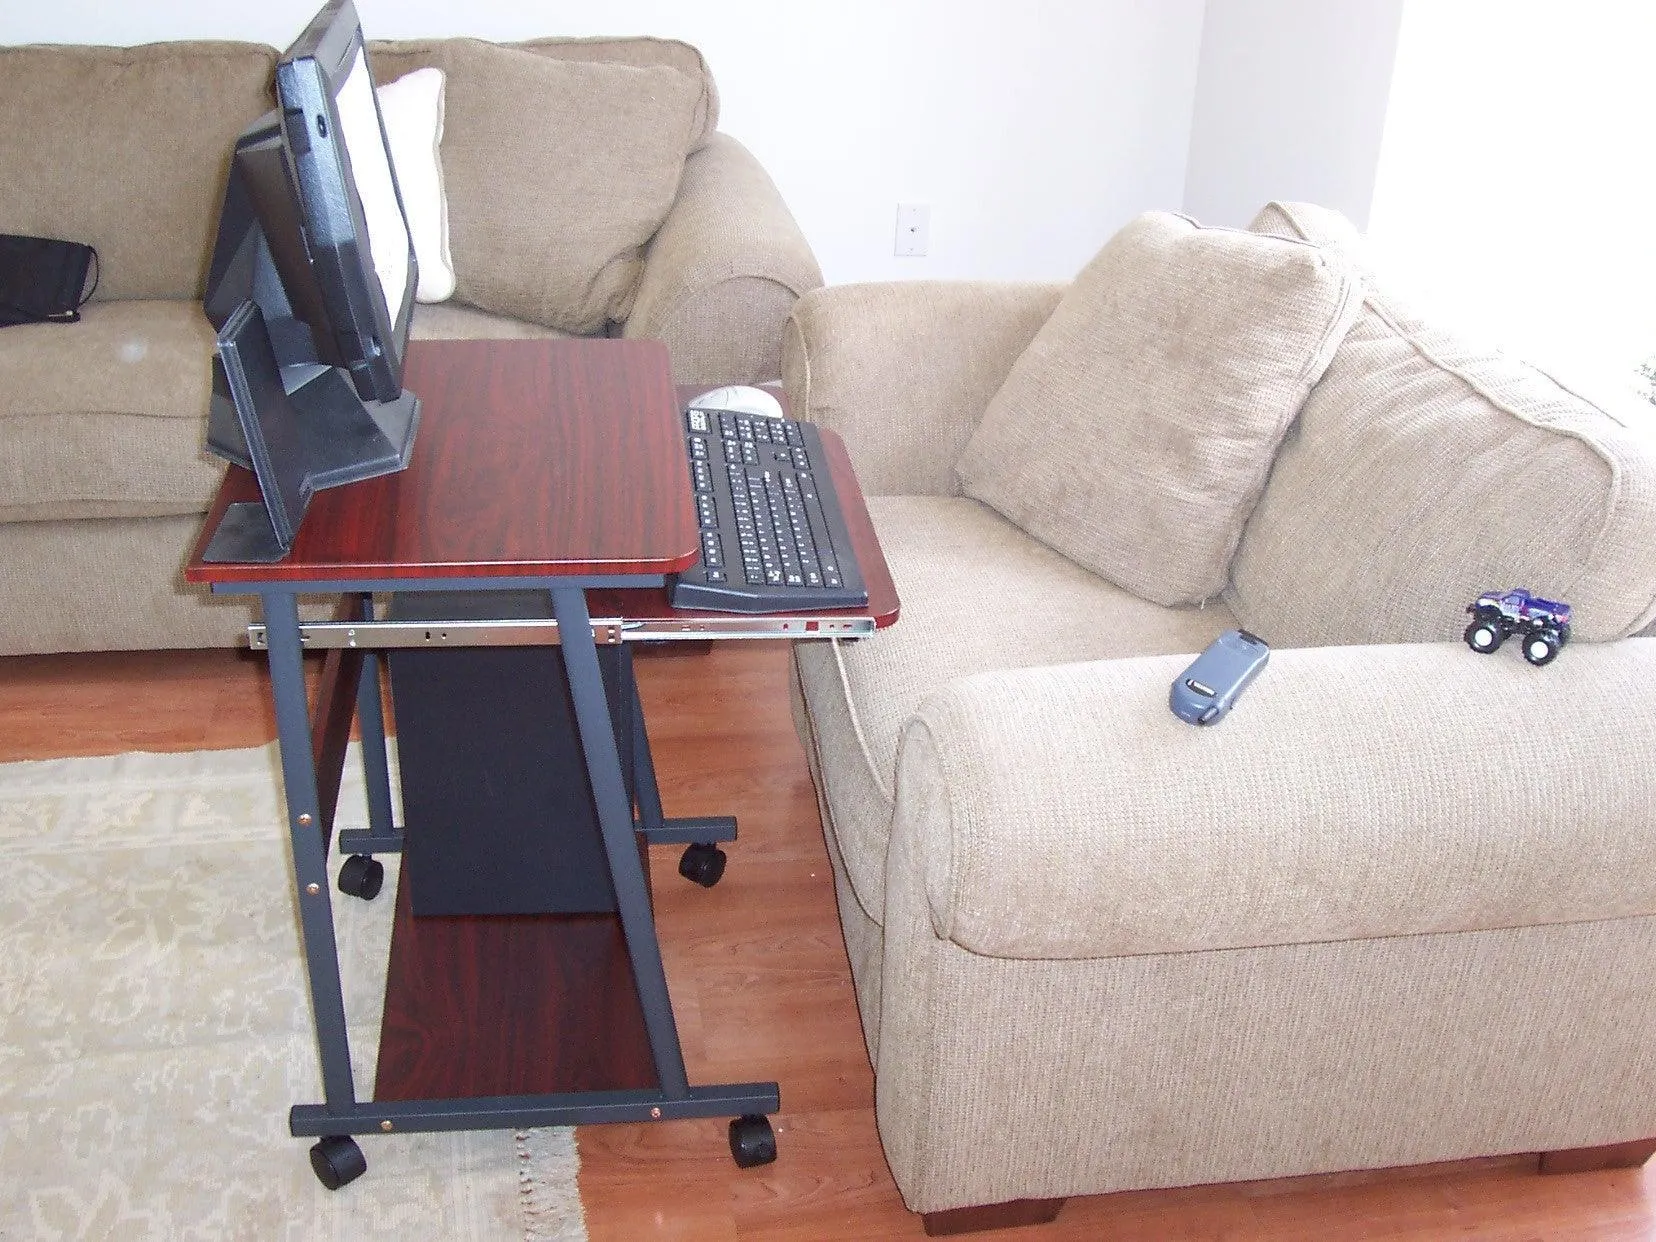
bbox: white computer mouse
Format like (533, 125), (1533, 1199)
(687, 384), (784, 419)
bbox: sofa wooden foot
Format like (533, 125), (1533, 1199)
(921, 1197), (1067, 1236)
(1539, 1138), (1656, 1175)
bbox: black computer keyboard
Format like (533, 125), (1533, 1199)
(669, 406), (869, 613)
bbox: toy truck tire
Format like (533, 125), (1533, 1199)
(1523, 629), (1563, 667)
(1464, 620), (1504, 654)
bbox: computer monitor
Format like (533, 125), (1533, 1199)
(199, 0), (419, 563)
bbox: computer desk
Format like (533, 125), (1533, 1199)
(184, 337), (899, 1187)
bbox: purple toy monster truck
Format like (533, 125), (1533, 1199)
(1464, 588), (1572, 666)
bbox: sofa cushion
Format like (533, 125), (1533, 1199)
(955, 211), (1362, 607)
(0, 301), (223, 522)
(794, 493), (1236, 924)
(1232, 201), (1656, 644)
(0, 42), (276, 302)
(369, 35), (719, 154)
(783, 279), (1065, 497)
(389, 40), (700, 336)
(408, 301), (575, 342)
(1250, 200), (1370, 266)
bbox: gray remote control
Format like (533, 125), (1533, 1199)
(1169, 629), (1270, 725)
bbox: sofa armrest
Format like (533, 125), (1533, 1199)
(895, 639), (1656, 960)
(782, 280), (1063, 496)
(624, 132), (822, 388)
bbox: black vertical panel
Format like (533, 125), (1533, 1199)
(387, 592), (632, 916)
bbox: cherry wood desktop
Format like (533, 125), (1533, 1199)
(189, 340), (898, 623)
(185, 337), (897, 1185)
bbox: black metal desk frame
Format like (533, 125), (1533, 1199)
(225, 576), (874, 1178)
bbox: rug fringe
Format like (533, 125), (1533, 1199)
(515, 1127), (588, 1242)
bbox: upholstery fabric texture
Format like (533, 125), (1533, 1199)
(1250, 200), (1371, 265)
(956, 210), (1362, 606)
(791, 660), (888, 1062)
(408, 301), (573, 343)
(625, 134), (825, 387)
(791, 494), (1235, 923)
(1233, 201), (1656, 644)
(0, 516), (253, 655)
(369, 34), (719, 153)
(901, 639), (1656, 959)
(376, 67), (455, 303)
(401, 39), (701, 335)
(784, 281), (1065, 497)
(0, 301), (222, 521)
(0, 42), (276, 301)
(875, 845), (1656, 1212)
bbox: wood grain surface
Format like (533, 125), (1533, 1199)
(374, 883), (656, 1103)
(187, 338), (700, 584)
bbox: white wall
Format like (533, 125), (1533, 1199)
(1182, 0), (1403, 228)
(0, 1), (1208, 286)
(1367, 1), (1656, 390)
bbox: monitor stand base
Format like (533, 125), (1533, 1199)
(200, 500), (291, 563)
(300, 377), (421, 491)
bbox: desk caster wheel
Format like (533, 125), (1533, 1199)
(310, 1134), (367, 1189)
(337, 855), (384, 901)
(728, 1114), (777, 1168)
(678, 842), (726, 888)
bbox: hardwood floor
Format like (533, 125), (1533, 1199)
(4, 641), (1656, 1239)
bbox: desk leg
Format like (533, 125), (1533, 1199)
(629, 664), (739, 851)
(338, 593), (403, 856)
(263, 589), (358, 1113)
(628, 648), (666, 833)
(550, 586), (690, 1099)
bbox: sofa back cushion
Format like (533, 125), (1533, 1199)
(370, 35), (719, 152)
(0, 42), (277, 302)
(955, 211), (1361, 607)
(369, 39), (702, 335)
(1230, 201), (1656, 644)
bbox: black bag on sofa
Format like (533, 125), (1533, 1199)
(0, 233), (98, 326)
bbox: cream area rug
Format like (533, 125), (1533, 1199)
(0, 742), (587, 1242)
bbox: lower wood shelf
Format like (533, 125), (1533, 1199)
(374, 872), (658, 1102)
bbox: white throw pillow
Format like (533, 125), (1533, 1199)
(375, 67), (455, 303)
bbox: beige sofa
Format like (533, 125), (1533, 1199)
(0, 36), (821, 655)
(784, 202), (1656, 1231)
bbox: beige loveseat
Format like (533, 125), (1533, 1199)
(0, 35), (821, 655)
(784, 202), (1656, 1231)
